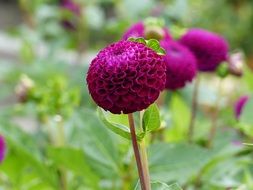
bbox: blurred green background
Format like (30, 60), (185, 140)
(0, 0), (253, 190)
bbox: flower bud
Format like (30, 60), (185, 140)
(122, 21), (171, 41)
(0, 135), (6, 163)
(144, 25), (165, 41)
(216, 62), (229, 78)
(228, 51), (244, 77)
(234, 95), (249, 120)
(15, 75), (34, 103)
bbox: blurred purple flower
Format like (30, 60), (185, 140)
(180, 28), (229, 72)
(122, 22), (171, 41)
(122, 22), (144, 40)
(0, 135), (5, 163)
(60, 0), (80, 14)
(86, 40), (166, 114)
(231, 140), (242, 147)
(160, 40), (197, 90)
(60, 0), (81, 30)
(234, 95), (249, 119)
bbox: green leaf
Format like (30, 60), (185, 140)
(135, 37), (147, 44)
(167, 94), (190, 141)
(128, 37), (146, 45)
(135, 181), (182, 190)
(166, 183), (183, 190)
(47, 146), (99, 188)
(127, 37), (165, 55)
(240, 96), (253, 125)
(157, 47), (166, 55)
(0, 120), (58, 188)
(147, 39), (160, 51)
(128, 37), (136, 42)
(97, 107), (145, 141)
(149, 143), (210, 184)
(142, 104), (160, 132)
(97, 107), (131, 140)
(68, 109), (121, 179)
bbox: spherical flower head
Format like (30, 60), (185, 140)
(160, 40), (197, 90)
(0, 135), (6, 163)
(234, 95), (249, 119)
(179, 28), (229, 72)
(86, 40), (166, 114)
(122, 22), (171, 41)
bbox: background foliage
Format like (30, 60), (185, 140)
(0, 0), (253, 189)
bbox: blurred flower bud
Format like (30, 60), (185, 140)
(60, 0), (81, 30)
(144, 26), (165, 41)
(216, 62), (229, 78)
(234, 95), (249, 120)
(15, 75), (34, 103)
(160, 40), (197, 90)
(0, 135), (5, 163)
(228, 51), (244, 77)
(122, 18), (172, 41)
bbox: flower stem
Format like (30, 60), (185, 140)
(128, 113), (147, 190)
(55, 116), (67, 190)
(139, 111), (151, 190)
(207, 78), (222, 148)
(188, 75), (200, 143)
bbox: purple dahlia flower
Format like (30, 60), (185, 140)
(86, 40), (166, 114)
(122, 22), (171, 41)
(234, 95), (249, 119)
(0, 135), (5, 163)
(180, 28), (229, 72)
(160, 40), (197, 90)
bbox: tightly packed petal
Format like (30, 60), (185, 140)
(86, 40), (166, 114)
(122, 22), (171, 41)
(0, 135), (5, 163)
(180, 28), (229, 71)
(161, 40), (197, 90)
(234, 95), (249, 119)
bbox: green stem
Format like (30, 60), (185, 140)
(139, 111), (151, 190)
(55, 116), (67, 190)
(207, 78), (222, 148)
(188, 74), (201, 143)
(128, 113), (147, 190)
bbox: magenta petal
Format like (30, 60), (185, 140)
(86, 41), (166, 114)
(161, 40), (197, 90)
(234, 95), (249, 119)
(180, 28), (229, 72)
(0, 135), (6, 163)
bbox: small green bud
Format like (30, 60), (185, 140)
(144, 26), (164, 40)
(15, 74), (34, 103)
(216, 62), (229, 78)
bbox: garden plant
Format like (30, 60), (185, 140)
(0, 0), (253, 190)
